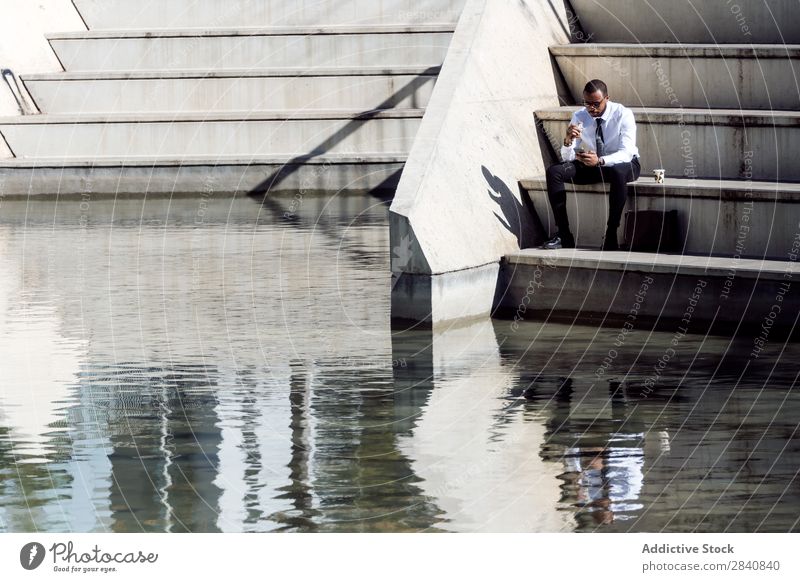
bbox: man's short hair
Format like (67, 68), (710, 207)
(583, 79), (608, 97)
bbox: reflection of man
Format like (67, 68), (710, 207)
(542, 79), (640, 251)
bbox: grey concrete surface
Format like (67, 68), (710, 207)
(73, 0), (467, 29)
(537, 107), (800, 181)
(48, 27), (455, 71)
(523, 177), (800, 260)
(0, 109), (423, 158)
(23, 67), (439, 114)
(568, 0), (800, 44)
(500, 248), (799, 329)
(552, 44), (800, 110)
(391, 262), (499, 324)
(0, 154), (405, 196)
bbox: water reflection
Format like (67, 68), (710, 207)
(0, 195), (799, 532)
(394, 320), (570, 532)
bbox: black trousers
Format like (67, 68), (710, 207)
(545, 157), (640, 234)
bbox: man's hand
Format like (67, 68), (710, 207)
(563, 123), (582, 146)
(577, 150), (601, 167)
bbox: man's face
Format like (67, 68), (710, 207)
(583, 90), (608, 117)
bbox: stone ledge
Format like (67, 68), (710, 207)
(535, 107), (800, 127)
(0, 108), (426, 125)
(522, 177), (800, 202)
(505, 248), (798, 281)
(550, 44), (800, 58)
(23, 66), (442, 81)
(46, 24), (458, 40)
(0, 156), (405, 196)
(0, 152), (408, 168)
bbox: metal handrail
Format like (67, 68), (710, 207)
(2, 68), (36, 115)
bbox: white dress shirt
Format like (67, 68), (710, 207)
(559, 100), (639, 166)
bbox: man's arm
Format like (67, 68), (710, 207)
(600, 108), (637, 166)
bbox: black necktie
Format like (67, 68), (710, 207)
(596, 119), (606, 158)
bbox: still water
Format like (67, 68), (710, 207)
(0, 194), (798, 532)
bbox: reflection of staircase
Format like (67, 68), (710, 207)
(0, 0), (466, 195)
(504, 0), (799, 330)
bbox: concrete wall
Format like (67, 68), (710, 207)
(569, 0), (800, 44)
(389, 0), (570, 322)
(553, 45), (800, 110)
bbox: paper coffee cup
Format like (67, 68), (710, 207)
(653, 169), (665, 183)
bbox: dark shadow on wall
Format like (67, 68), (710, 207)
(247, 68), (441, 197)
(483, 165), (545, 250)
(484, 164), (549, 317)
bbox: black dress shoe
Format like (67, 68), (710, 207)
(542, 233), (575, 249)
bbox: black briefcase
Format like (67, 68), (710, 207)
(623, 209), (680, 252)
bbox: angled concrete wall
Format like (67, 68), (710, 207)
(389, 0), (570, 323)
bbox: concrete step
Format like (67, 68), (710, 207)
(552, 44), (800, 110)
(0, 109), (423, 158)
(0, 153), (406, 195)
(536, 107), (800, 182)
(73, 0), (466, 29)
(47, 26), (455, 71)
(522, 177), (800, 260)
(23, 67), (439, 114)
(568, 0), (799, 44)
(500, 248), (799, 332)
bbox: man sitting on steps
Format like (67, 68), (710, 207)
(542, 79), (640, 251)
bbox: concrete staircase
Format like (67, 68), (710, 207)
(0, 0), (466, 195)
(504, 0), (799, 331)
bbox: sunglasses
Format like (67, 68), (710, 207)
(583, 97), (607, 109)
